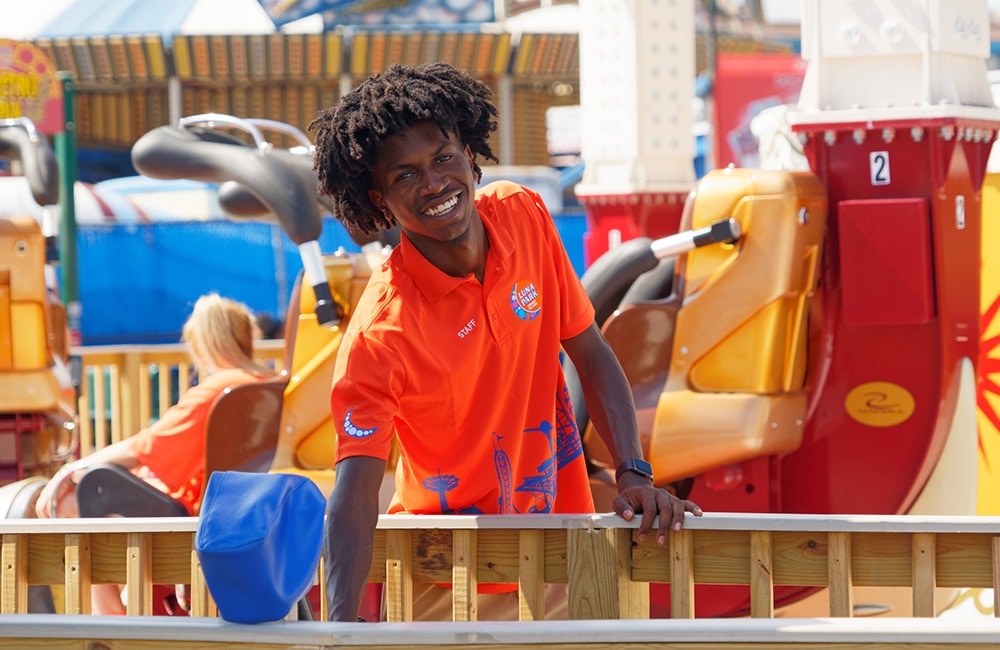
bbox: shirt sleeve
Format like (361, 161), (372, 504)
(524, 187), (595, 340)
(331, 328), (405, 463)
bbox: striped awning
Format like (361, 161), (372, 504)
(32, 34), (170, 86)
(511, 32), (578, 78)
(349, 30), (512, 79)
(173, 33), (342, 82)
(30, 29), (577, 89)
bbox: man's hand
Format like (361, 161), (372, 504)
(613, 473), (703, 545)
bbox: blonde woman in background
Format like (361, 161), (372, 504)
(34, 293), (276, 614)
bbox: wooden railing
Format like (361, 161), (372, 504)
(71, 340), (286, 455)
(2, 513), (998, 620)
(1, 513), (998, 648)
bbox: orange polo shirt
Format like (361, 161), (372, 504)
(332, 180), (596, 516)
(128, 368), (267, 515)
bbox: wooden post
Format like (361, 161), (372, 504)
(827, 531), (853, 617)
(318, 556), (327, 622)
(125, 532), (153, 615)
(1, 534), (27, 614)
(669, 528), (694, 618)
(120, 349), (141, 440)
(911, 532), (936, 617)
(138, 361), (152, 430)
(92, 366), (108, 450)
(77, 372), (94, 457)
(992, 536), (1000, 619)
(749, 530), (773, 618)
(518, 529), (545, 621)
(567, 528), (620, 619)
(452, 529), (477, 621)
(618, 527), (648, 619)
(384, 529), (412, 622)
(64, 533), (92, 615)
(189, 545), (217, 617)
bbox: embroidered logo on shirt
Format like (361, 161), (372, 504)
(343, 409), (377, 438)
(510, 280), (541, 321)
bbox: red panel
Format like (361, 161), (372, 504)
(579, 194), (685, 267)
(838, 198), (935, 326)
(713, 53), (806, 168)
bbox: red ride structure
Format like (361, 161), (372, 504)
(572, 0), (1000, 617)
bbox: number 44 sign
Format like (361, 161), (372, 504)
(870, 151), (890, 186)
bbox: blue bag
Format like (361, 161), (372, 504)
(195, 471), (325, 623)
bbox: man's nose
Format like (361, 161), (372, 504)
(420, 166), (446, 193)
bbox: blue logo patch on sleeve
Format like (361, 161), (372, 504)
(343, 409), (377, 438)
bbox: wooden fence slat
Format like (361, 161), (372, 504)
(125, 532), (153, 615)
(992, 536), (999, 619)
(120, 352), (141, 441)
(138, 362), (152, 431)
(669, 528), (694, 619)
(749, 530), (773, 618)
(77, 371), (94, 457)
(827, 531), (853, 617)
(189, 545), (216, 617)
(518, 529), (544, 621)
(617, 527), (647, 619)
(452, 529), (477, 622)
(92, 366), (108, 449)
(912, 532), (936, 618)
(384, 529), (412, 622)
(567, 528), (619, 620)
(1, 534), (27, 614)
(158, 362), (173, 420)
(64, 533), (91, 615)
(318, 556), (327, 622)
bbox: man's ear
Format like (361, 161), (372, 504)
(368, 189), (385, 212)
(464, 144), (474, 169)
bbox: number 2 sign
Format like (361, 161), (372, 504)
(870, 151), (890, 186)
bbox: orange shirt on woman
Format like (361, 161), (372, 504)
(128, 368), (267, 514)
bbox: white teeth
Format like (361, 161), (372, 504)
(424, 195), (458, 217)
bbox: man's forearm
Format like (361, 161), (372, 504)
(325, 529), (374, 621)
(323, 455), (385, 621)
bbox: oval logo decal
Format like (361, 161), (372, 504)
(844, 382), (915, 427)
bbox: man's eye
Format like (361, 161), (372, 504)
(437, 154), (453, 164)
(393, 171), (414, 183)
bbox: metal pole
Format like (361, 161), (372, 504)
(54, 70), (81, 345)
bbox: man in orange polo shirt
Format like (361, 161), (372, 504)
(311, 62), (702, 622)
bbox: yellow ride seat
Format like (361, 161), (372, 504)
(270, 248), (394, 498)
(601, 168), (827, 484)
(0, 216), (63, 413)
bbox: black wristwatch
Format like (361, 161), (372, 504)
(615, 458), (654, 482)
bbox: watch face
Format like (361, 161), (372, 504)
(632, 458), (653, 477)
(618, 458), (653, 481)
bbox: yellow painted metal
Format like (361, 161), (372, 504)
(271, 248), (389, 495)
(0, 217), (62, 414)
(977, 175), (1000, 516)
(649, 169), (827, 483)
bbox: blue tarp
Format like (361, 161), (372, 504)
(73, 211), (587, 345)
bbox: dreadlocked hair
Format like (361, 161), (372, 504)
(310, 62), (499, 236)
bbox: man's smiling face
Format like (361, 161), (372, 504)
(367, 120), (478, 247)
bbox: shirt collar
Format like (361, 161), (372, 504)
(398, 192), (514, 302)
